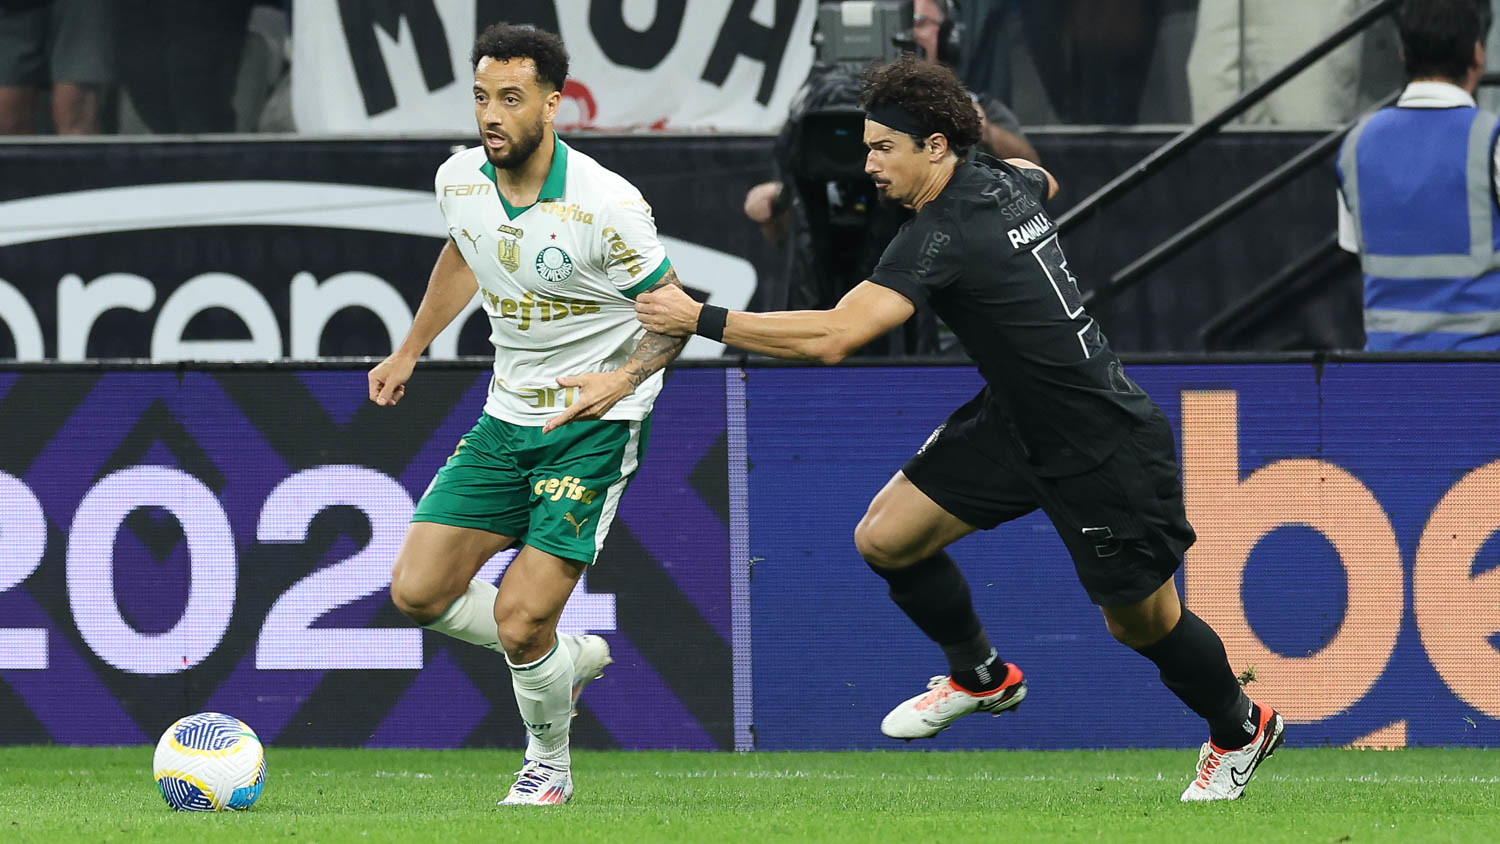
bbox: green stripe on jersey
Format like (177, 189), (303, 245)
(621, 259), (673, 299)
(480, 135), (570, 221)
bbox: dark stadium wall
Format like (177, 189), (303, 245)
(0, 132), (1351, 360)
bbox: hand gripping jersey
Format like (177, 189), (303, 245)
(435, 136), (672, 424)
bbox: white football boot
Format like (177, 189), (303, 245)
(499, 760), (573, 806)
(1180, 704), (1285, 802)
(880, 663), (1027, 740)
(569, 634), (612, 715)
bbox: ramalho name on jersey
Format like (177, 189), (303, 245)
(867, 154), (1156, 475)
(435, 136), (672, 424)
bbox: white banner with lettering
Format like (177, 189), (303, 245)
(292, 0), (817, 133)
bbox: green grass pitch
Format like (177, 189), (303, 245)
(3, 746), (1497, 843)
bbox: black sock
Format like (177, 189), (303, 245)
(866, 552), (1003, 692)
(1132, 609), (1258, 749)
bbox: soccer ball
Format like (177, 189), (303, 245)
(152, 712), (266, 812)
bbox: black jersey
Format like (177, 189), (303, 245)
(868, 154), (1157, 476)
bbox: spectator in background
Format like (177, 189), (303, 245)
(1337, 0), (1500, 350)
(912, 0), (1039, 157)
(957, 0), (1172, 125)
(236, 3), (293, 132)
(1189, 0), (1368, 125)
(1479, 0), (1500, 111)
(0, 0), (114, 134)
(115, 0), (256, 133)
(1050, 0), (1166, 124)
(746, 0), (1039, 238)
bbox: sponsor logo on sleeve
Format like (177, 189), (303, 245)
(603, 226), (648, 277)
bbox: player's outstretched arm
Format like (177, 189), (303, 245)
(541, 268), (691, 433)
(369, 240), (478, 406)
(635, 280), (915, 365)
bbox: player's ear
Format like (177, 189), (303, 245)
(543, 88), (562, 123)
(927, 133), (948, 161)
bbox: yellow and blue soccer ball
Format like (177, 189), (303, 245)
(152, 712), (266, 812)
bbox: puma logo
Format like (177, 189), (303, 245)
(563, 512), (590, 538)
(459, 228), (481, 249)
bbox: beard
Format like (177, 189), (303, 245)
(484, 117), (546, 169)
(873, 182), (905, 208)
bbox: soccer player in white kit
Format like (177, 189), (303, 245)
(368, 23), (689, 806)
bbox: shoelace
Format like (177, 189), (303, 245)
(509, 762), (555, 796)
(1193, 747), (1225, 788)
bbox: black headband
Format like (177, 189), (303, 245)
(864, 103), (932, 139)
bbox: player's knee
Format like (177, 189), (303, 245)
(495, 605), (552, 660)
(1103, 615), (1135, 646)
(389, 568), (446, 625)
(854, 512), (917, 569)
(1104, 614), (1168, 650)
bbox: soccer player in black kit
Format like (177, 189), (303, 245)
(636, 55), (1282, 801)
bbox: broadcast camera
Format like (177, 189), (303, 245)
(792, 1), (965, 183)
(773, 1), (966, 353)
(812, 0), (962, 66)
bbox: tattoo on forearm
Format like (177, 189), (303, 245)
(622, 268), (689, 388)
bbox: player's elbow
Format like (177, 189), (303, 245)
(810, 335), (853, 365)
(1036, 167), (1060, 199)
(812, 314), (877, 364)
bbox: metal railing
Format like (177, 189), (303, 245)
(1097, 87), (1401, 308)
(1198, 233), (1348, 349)
(1057, 0), (1397, 233)
(1051, 0), (1400, 312)
(1195, 68), (1500, 349)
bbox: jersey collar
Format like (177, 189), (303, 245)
(1398, 80), (1477, 109)
(479, 133), (570, 219)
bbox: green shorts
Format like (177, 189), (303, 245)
(412, 413), (651, 564)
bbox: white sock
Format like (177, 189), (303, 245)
(508, 638), (574, 768)
(556, 631), (580, 665)
(422, 578), (504, 654)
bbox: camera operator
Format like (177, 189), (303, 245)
(745, 0), (1040, 355)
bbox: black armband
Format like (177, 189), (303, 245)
(695, 304), (729, 342)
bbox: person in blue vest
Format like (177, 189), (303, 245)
(1337, 0), (1500, 350)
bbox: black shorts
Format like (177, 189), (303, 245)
(902, 394), (1195, 607)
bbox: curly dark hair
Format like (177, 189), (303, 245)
(859, 55), (980, 156)
(471, 23), (569, 92)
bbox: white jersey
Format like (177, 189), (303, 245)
(435, 136), (672, 425)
